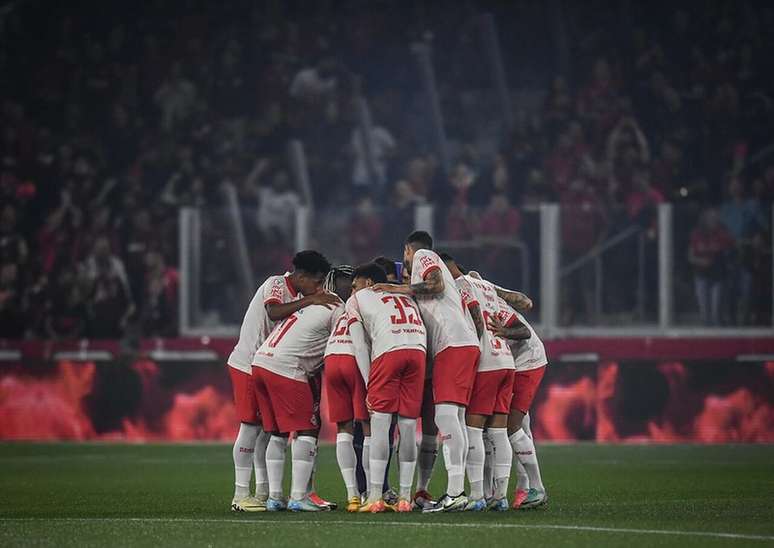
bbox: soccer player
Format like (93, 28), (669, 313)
(227, 250), (336, 512)
(251, 273), (345, 512)
(347, 262), (427, 513)
(494, 307), (548, 509)
(321, 265), (373, 511)
(372, 231), (480, 512)
(441, 254), (530, 511)
(476, 274), (548, 509)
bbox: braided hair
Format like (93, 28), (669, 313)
(323, 264), (355, 293)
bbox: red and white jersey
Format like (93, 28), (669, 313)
(496, 296), (547, 372)
(346, 290), (426, 360)
(410, 249), (478, 356)
(324, 311), (356, 358)
(253, 304), (343, 381)
(456, 275), (514, 372)
(227, 273), (300, 373)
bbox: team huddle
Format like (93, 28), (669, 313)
(227, 230), (548, 513)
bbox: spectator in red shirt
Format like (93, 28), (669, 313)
(688, 208), (734, 325)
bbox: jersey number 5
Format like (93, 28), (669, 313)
(382, 296), (422, 326)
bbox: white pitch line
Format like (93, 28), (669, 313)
(1, 517), (772, 542)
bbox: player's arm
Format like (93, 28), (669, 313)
(265, 292), (340, 322)
(371, 268), (444, 296)
(349, 321), (372, 383)
(468, 302), (485, 340)
(487, 314), (531, 341)
(493, 285), (533, 312)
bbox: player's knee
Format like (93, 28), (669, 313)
(465, 413), (487, 428)
(337, 421), (354, 434)
(508, 410), (526, 434)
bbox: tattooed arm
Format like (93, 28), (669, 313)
(494, 286), (533, 312)
(468, 302), (485, 339)
(371, 268), (445, 296)
(488, 314), (531, 341)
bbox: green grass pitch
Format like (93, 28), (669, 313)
(1, 443), (773, 547)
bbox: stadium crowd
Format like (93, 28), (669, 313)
(1, 0), (773, 339)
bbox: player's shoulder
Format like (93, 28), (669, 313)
(413, 248), (438, 261)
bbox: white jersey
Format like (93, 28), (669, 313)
(324, 311), (356, 358)
(410, 249), (478, 357)
(253, 304), (343, 381)
(346, 290), (426, 360)
(227, 273), (300, 373)
(456, 275), (514, 372)
(497, 297), (547, 372)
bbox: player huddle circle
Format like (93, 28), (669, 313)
(228, 231), (547, 514)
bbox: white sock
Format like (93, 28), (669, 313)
(417, 434), (438, 492)
(291, 435), (317, 501)
(265, 435), (288, 499)
(465, 426), (485, 500)
(232, 423), (258, 498)
(362, 436), (371, 496)
(397, 417), (418, 500)
(509, 429), (544, 491)
(336, 432), (359, 499)
(515, 460), (530, 490)
(482, 430), (495, 499)
(489, 427), (512, 499)
(253, 427), (270, 498)
(368, 412), (391, 503)
(434, 403), (465, 497)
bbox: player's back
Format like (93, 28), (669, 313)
(495, 295), (547, 371)
(347, 289), (426, 360)
(254, 303), (342, 380)
(410, 248), (477, 356)
(460, 275), (514, 371)
(324, 309), (356, 358)
(228, 273), (299, 372)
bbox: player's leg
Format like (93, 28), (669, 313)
(519, 413), (546, 505)
(361, 420), (371, 497)
(229, 366), (263, 512)
(254, 367), (288, 511)
(414, 375), (438, 509)
(324, 356), (360, 509)
(393, 350), (424, 512)
(304, 371), (336, 509)
(487, 413), (512, 511)
(508, 366), (547, 509)
(464, 369), (504, 510)
(253, 426), (271, 500)
(464, 412), (487, 510)
(360, 352), (400, 512)
(486, 369), (515, 510)
(288, 429), (319, 511)
(362, 411), (391, 511)
(352, 420), (367, 496)
(482, 429), (495, 499)
(425, 346), (479, 512)
(265, 433), (288, 510)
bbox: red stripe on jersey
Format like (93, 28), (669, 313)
(421, 265), (440, 280)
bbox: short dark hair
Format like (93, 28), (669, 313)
(352, 262), (388, 284)
(406, 230), (433, 250)
(372, 256), (396, 277)
(292, 250), (332, 277)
